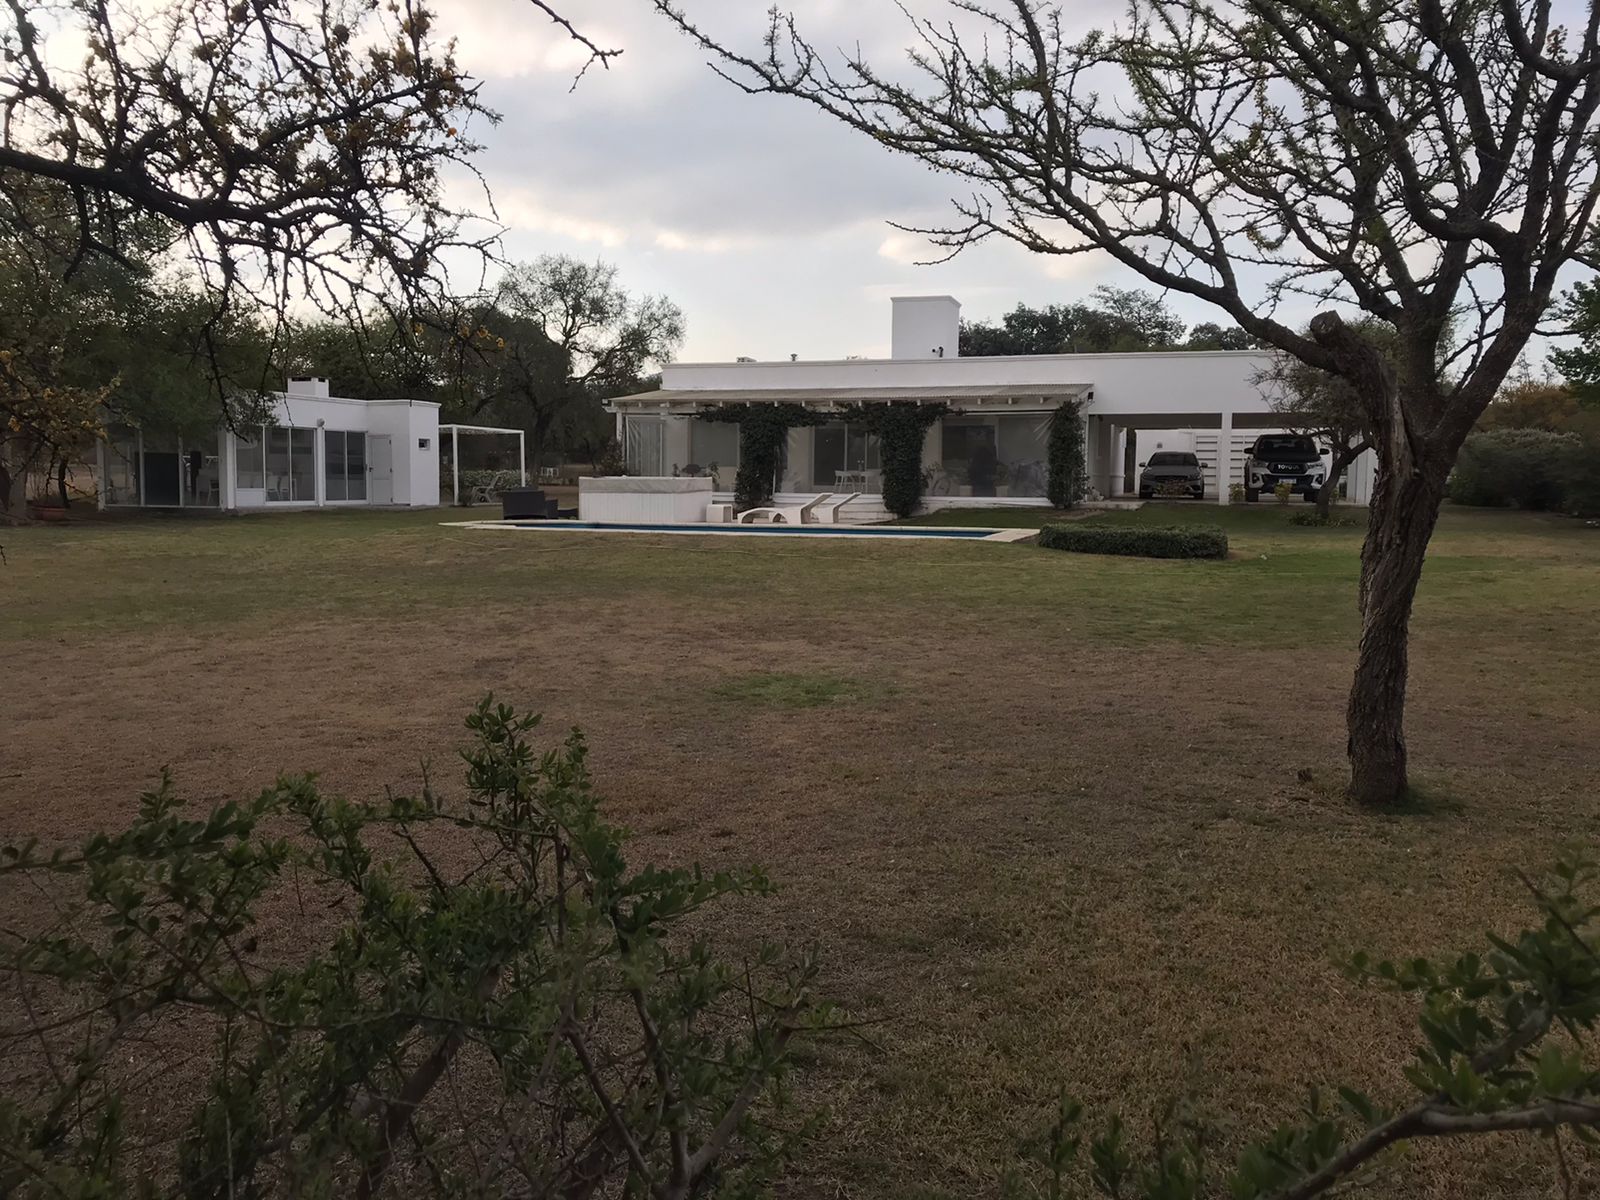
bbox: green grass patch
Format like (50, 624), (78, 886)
(710, 671), (882, 708)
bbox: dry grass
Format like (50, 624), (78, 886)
(3, 504), (1600, 1197)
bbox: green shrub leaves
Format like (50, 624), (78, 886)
(1037, 523), (1229, 559)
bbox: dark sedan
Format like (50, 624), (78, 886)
(1137, 451), (1207, 499)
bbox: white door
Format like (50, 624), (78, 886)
(368, 435), (394, 504)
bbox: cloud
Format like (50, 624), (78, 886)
(433, 1), (1201, 360)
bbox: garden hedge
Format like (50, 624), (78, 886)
(1037, 522), (1229, 559)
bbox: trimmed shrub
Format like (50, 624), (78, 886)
(1037, 522), (1228, 559)
(1047, 399), (1086, 508)
(831, 402), (945, 517)
(1448, 428), (1581, 510)
(700, 405), (822, 510)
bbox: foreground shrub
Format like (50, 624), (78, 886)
(0, 699), (828, 1198)
(1448, 428), (1582, 510)
(1037, 522), (1228, 559)
(1004, 850), (1600, 1199)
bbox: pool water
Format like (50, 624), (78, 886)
(502, 521), (999, 539)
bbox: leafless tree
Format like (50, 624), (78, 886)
(654, 0), (1600, 805)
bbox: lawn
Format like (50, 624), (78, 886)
(3, 503), (1599, 1197)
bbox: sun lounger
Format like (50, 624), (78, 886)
(812, 492), (861, 524)
(736, 493), (831, 525)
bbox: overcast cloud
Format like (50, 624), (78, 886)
(444, 1), (1258, 362)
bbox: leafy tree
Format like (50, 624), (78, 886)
(961, 287), (1201, 356)
(0, 188), (273, 510)
(0, 699), (828, 1198)
(657, 0), (1600, 805)
(1479, 379), (1589, 431)
(1550, 279), (1600, 403)
(1183, 322), (1257, 351)
(0, 1), (615, 438)
(459, 257), (685, 466)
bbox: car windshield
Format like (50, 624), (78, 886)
(1255, 436), (1317, 456)
(1147, 452), (1196, 466)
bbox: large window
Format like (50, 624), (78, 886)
(324, 430), (367, 501)
(236, 433), (264, 489)
(688, 419), (739, 487)
(103, 425), (140, 505)
(938, 414), (1050, 498)
(624, 416), (666, 477)
(265, 426), (316, 502)
(812, 423), (881, 492)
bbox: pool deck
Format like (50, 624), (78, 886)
(442, 519), (1036, 543)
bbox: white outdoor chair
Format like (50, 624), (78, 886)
(736, 493), (831, 525)
(812, 492), (861, 524)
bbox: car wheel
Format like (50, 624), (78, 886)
(1139, 489), (1152, 500)
(1244, 486), (1259, 503)
(1303, 492), (1318, 503)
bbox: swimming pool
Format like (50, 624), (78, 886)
(443, 519), (1032, 542)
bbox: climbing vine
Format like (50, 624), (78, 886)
(1047, 400), (1087, 509)
(836, 402), (947, 518)
(700, 405), (823, 511)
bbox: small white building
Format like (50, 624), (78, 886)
(610, 295), (1375, 519)
(99, 378), (441, 511)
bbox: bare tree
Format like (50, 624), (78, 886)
(654, 0), (1600, 805)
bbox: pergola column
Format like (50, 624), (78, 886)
(1109, 425), (1126, 496)
(1216, 409), (1233, 505)
(1096, 418), (1116, 498)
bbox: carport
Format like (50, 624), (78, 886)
(1085, 411), (1374, 505)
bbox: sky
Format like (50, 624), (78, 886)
(442, 0), (1212, 364)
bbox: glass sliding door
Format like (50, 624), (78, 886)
(236, 432), (265, 489)
(103, 425), (140, 506)
(940, 414), (1051, 497)
(290, 428), (315, 500)
(265, 426), (317, 502)
(324, 430), (367, 501)
(811, 423), (881, 492)
(183, 433), (222, 507)
(343, 431), (366, 500)
(141, 430), (182, 506)
(265, 427), (292, 501)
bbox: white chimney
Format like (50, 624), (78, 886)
(891, 295), (961, 360)
(286, 376), (331, 399)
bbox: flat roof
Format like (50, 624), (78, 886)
(609, 382), (1093, 408)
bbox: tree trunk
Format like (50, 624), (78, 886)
(1345, 470), (1446, 806)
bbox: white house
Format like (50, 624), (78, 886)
(610, 295), (1375, 519)
(98, 378), (441, 511)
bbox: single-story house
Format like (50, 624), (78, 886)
(98, 378), (441, 510)
(609, 295), (1376, 520)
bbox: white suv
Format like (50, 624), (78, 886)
(1242, 435), (1327, 503)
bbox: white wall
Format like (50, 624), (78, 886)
(662, 349), (1276, 419)
(367, 400), (440, 507)
(230, 393), (440, 509)
(891, 296), (962, 361)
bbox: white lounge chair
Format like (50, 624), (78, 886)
(737, 493), (831, 525)
(812, 492), (861, 524)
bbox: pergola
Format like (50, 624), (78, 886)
(439, 423), (527, 504)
